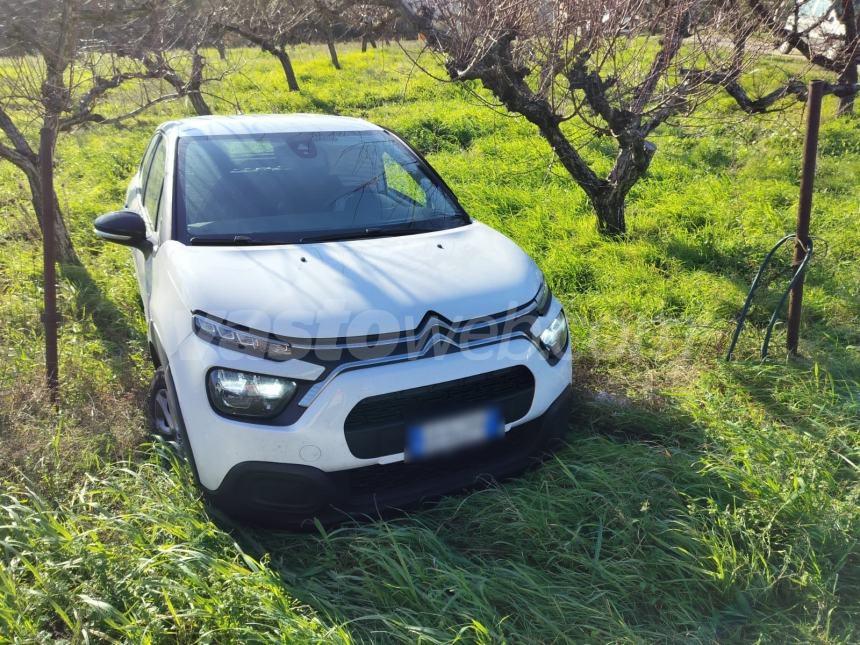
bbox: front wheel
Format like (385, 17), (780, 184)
(147, 367), (181, 448)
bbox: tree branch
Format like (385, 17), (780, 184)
(566, 53), (632, 135)
(0, 105), (36, 160)
(685, 68), (807, 113)
(632, 5), (689, 113)
(78, 92), (181, 128)
(0, 139), (35, 169)
(221, 22), (281, 54)
(746, 0), (844, 72)
(59, 68), (162, 131)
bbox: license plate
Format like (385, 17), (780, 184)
(406, 407), (503, 461)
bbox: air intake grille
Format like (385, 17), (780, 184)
(344, 366), (535, 459)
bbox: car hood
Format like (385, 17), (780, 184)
(163, 221), (542, 339)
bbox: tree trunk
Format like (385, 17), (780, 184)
(533, 121), (630, 236)
(590, 188), (627, 236)
(187, 51), (212, 115)
(275, 49), (300, 91)
(326, 37), (341, 70)
(837, 0), (858, 116)
(836, 64), (857, 116)
(187, 89), (212, 115)
(587, 140), (655, 236)
(25, 161), (79, 264)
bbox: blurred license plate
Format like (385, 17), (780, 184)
(406, 407), (503, 461)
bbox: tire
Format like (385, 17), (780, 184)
(147, 366), (181, 447)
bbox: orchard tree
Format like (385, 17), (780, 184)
(311, 0), (344, 69)
(217, 0), (312, 91)
(112, 0), (226, 116)
(383, 0), (769, 235)
(0, 0), (175, 263)
(746, 0), (859, 115)
(347, 4), (400, 51)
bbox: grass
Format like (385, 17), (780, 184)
(1, 42), (859, 642)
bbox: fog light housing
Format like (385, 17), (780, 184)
(539, 310), (569, 361)
(207, 368), (296, 419)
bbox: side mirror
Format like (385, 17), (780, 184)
(94, 210), (152, 252)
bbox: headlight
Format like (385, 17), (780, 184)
(535, 278), (551, 316)
(207, 368), (297, 419)
(539, 310), (569, 360)
(193, 313), (292, 361)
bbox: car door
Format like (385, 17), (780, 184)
(131, 134), (167, 315)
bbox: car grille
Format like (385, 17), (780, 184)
(343, 366), (535, 459)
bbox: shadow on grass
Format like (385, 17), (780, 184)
(60, 261), (146, 389)
(661, 234), (859, 362)
(302, 91), (340, 116)
(726, 359), (860, 614)
(216, 391), (832, 642)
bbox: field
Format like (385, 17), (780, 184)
(1, 42), (859, 642)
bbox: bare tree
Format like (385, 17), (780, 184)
(312, 0), (344, 69)
(348, 4), (400, 51)
(0, 0), (175, 263)
(746, 0), (859, 114)
(111, 0), (223, 116)
(383, 0), (766, 235)
(216, 0), (312, 91)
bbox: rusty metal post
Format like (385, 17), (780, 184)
(40, 126), (59, 401)
(786, 80), (825, 356)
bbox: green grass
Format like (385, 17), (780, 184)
(1, 43), (859, 642)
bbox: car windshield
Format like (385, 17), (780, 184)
(175, 130), (468, 244)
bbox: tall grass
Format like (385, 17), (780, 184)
(1, 43), (858, 641)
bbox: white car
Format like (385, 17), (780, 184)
(94, 114), (573, 526)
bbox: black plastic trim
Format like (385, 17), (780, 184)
(164, 363), (203, 488)
(149, 323), (169, 368)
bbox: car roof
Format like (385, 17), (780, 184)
(158, 114), (384, 138)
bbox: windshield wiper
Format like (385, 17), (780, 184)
(299, 225), (434, 244)
(189, 235), (288, 246)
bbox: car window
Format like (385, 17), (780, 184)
(134, 136), (158, 204)
(142, 137), (166, 230)
(139, 136), (158, 175)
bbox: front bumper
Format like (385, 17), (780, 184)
(168, 323), (573, 492)
(205, 384), (573, 527)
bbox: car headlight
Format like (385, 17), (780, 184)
(535, 278), (551, 316)
(193, 313), (292, 361)
(207, 368), (297, 418)
(539, 309), (569, 360)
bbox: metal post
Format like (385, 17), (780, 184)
(40, 126), (59, 401)
(786, 80), (825, 356)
